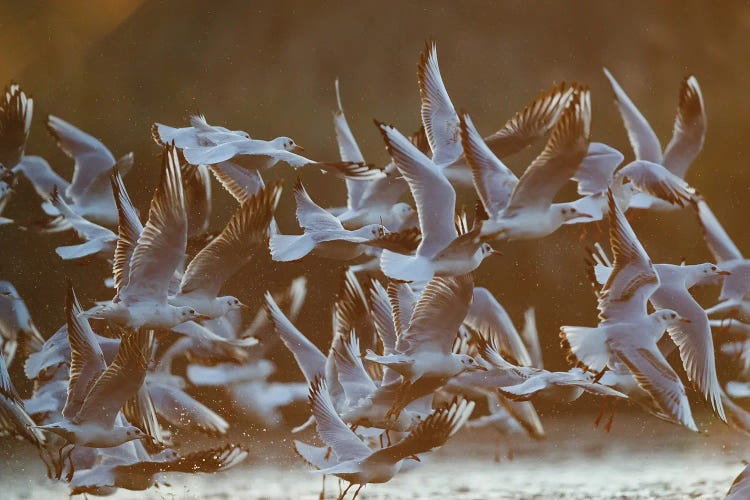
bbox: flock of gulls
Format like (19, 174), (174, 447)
(1, 41), (750, 498)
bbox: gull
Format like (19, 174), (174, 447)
(70, 443), (248, 495)
(0, 167), (13, 225)
(462, 86), (594, 241)
(471, 331), (626, 404)
(170, 182), (281, 317)
(86, 144), (206, 329)
(330, 80), (415, 232)
(376, 122), (498, 282)
(694, 198), (750, 320)
(416, 43), (573, 186)
(0, 281), (45, 365)
(47, 186), (117, 261)
(36, 287), (152, 449)
(560, 192), (697, 430)
(305, 377), (474, 499)
(20, 115), (133, 227)
(162, 115), (380, 180)
(365, 274), (486, 384)
(269, 178), (387, 261)
(566, 142), (695, 224)
(0, 350), (54, 475)
(604, 68), (706, 210)
(589, 244), (729, 420)
(153, 114), (250, 149)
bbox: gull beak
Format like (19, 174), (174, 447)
(196, 314), (212, 322)
(408, 454), (421, 462)
(679, 318), (692, 324)
(475, 365), (489, 372)
(577, 212), (594, 219)
(292, 145), (305, 154)
(718, 270), (732, 276)
(490, 248), (502, 257)
(239, 302), (251, 310)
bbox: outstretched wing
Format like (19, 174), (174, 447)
(179, 183), (280, 297)
(483, 82), (573, 158)
(597, 191), (659, 321)
(603, 68), (662, 164)
(418, 41), (461, 168)
(120, 144), (186, 304)
(662, 75), (706, 179)
(73, 331), (151, 429)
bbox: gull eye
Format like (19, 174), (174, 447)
(711, 266), (717, 271)
(670, 313), (676, 319)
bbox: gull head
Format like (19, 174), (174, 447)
(654, 309), (690, 326)
(178, 306), (209, 323)
(273, 136), (304, 153)
(693, 262), (732, 285)
(391, 202), (416, 222)
(122, 425), (150, 443)
(355, 223), (388, 240)
(557, 204), (593, 223)
(221, 295), (249, 312)
(457, 354), (488, 374)
(480, 243), (501, 259)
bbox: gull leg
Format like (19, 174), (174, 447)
(324, 446), (332, 460)
(595, 221), (603, 241)
(379, 432), (384, 448)
(605, 400), (616, 433)
(579, 225), (588, 242)
(594, 398), (605, 428)
(351, 484), (364, 500)
(339, 482), (353, 500)
(319, 474), (326, 500)
(592, 366), (608, 384)
(386, 429), (391, 447)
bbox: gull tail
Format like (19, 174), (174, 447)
(379, 251), (434, 282)
(364, 349), (413, 376)
(559, 325), (609, 373)
(269, 233), (315, 262)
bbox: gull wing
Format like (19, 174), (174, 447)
(73, 331), (150, 428)
(147, 378), (228, 435)
(265, 293), (327, 383)
(0, 84), (32, 168)
(14, 155), (70, 201)
(504, 86), (590, 213)
(694, 198), (743, 263)
(662, 75), (706, 179)
(292, 178), (344, 233)
(483, 81), (573, 158)
(418, 41), (462, 167)
(62, 284), (107, 419)
(120, 144), (186, 304)
(617, 160), (694, 207)
(459, 112), (518, 216)
(308, 377), (371, 462)
(210, 161), (265, 203)
(377, 121), (457, 257)
(597, 191), (659, 321)
(572, 142), (623, 196)
(603, 68), (662, 163)
(608, 337), (696, 431)
(110, 169), (143, 295)
(48, 186), (115, 243)
(47, 115), (116, 202)
(333, 80), (368, 211)
(370, 398), (474, 464)
(334, 332), (377, 405)
(465, 287), (532, 367)
(650, 286), (725, 421)
(179, 183), (280, 297)
(397, 274), (474, 357)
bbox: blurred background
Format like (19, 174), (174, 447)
(1, 0), (750, 419)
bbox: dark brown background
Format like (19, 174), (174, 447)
(1, 0), (749, 384)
